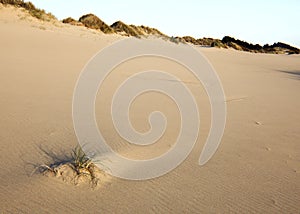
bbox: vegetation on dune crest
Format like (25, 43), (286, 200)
(138, 25), (167, 37)
(62, 17), (83, 26)
(2, 0), (298, 54)
(0, 0), (56, 21)
(78, 13), (114, 34)
(263, 42), (300, 54)
(221, 36), (300, 54)
(178, 35), (299, 54)
(110, 21), (141, 38)
(110, 21), (169, 38)
(210, 40), (227, 48)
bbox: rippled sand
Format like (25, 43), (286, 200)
(1, 4), (300, 213)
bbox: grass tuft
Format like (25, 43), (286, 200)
(79, 13), (114, 34)
(62, 17), (83, 26)
(33, 146), (104, 187)
(72, 146), (93, 171)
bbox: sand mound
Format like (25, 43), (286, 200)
(43, 162), (106, 187)
(33, 146), (109, 188)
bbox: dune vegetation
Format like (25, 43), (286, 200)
(1, 0), (298, 54)
(0, 0), (56, 21)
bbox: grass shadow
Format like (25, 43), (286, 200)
(276, 70), (300, 80)
(21, 145), (73, 176)
(23, 144), (110, 188)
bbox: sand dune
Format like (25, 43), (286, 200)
(0, 5), (300, 213)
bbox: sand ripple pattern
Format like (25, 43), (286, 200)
(72, 38), (226, 180)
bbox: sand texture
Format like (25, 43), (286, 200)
(0, 5), (300, 213)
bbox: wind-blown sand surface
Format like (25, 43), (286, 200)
(1, 5), (300, 213)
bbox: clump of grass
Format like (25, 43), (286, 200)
(211, 40), (227, 48)
(138, 25), (166, 37)
(181, 36), (199, 45)
(110, 21), (141, 38)
(0, 0), (23, 6)
(62, 17), (83, 26)
(169, 36), (181, 44)
(38, 25), (46, 30)
(35, 146), (104, 187)
(79, 13), (114, 34)
(62, 17), (75, 23)
(72, 146), (92, 172)
(0, 0), (56, 21)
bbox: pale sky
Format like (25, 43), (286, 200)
(30, 0), (300, 48)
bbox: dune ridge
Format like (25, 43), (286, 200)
(64, 13), (300, 54)
(1, 0), (299, 54)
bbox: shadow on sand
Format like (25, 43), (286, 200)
(276, 70), (300, 80)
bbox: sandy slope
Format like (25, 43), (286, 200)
(0, 5), (300, 213)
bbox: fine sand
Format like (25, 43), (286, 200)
(0, 5), (300, 213)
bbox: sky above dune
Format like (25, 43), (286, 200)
(29, 0), (300, 48)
